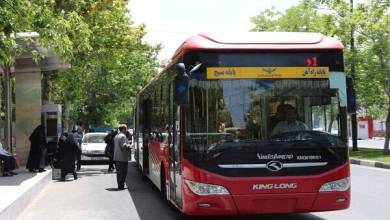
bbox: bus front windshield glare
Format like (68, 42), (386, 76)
(185, 78), (344, 148)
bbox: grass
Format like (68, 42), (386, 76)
(349, 148), (390, 164)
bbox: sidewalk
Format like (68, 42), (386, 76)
(0, 168), (52, 220)
(17, 165), (140, 220)
(350, 158), (390, 169)
(348, 138), (390, 169)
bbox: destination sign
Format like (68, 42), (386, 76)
(206, 67), (330, 79)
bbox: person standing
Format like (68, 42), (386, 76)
(114, 124), (131, 190)
(72, 126), (83, 171)
(125, 129), (134, 161)
(26, 125), (47, 172)
(58, 132), (79, 181)
(104, 129), (117, 172)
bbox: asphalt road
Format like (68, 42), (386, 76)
(18, 163), (390, 220)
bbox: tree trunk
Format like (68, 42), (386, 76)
(63, 100), (71, 133)
(384, 97), (390, 155)
(378, 52), (390, 155)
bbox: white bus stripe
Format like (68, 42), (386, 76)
(218, 162), (328, 169)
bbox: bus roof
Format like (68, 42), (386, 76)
(171, 32), (343, 61)
(138, 32), (343, 97)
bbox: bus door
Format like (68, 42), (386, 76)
(169, 105), (183, 207)
(142, 99), (151, 175)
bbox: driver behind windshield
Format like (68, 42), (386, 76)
(271, 105), (309, 136)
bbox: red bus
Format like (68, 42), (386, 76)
(134, 32), (351, 216)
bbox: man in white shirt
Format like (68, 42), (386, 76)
(114, 124), (132, 190)
(271, 106), (309, 136)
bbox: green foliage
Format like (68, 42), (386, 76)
(0, 0), (159, 128)
(251, 0), (390, 116)
(250, 0), (390, 151)
(251, 0), (338, 35)
(0, 0), (29, 66)
(250, 7), (281, 31)
(349, 147), (390, 163)
(50, 0), (160, 127)
(0, 0), (91, 66)
(354, 0), (389, 116)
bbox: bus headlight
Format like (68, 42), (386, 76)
(319, 177), (350, 192)
(185, 180), (230, 195)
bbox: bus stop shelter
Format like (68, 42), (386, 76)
(1, 32), (69, 165)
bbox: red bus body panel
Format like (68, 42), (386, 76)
(146, 140), (167, 189)
(181, 160), (350, 216)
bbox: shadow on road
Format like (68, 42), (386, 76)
(53, 166), (113, 181)
(106, 187), (128, 191)
(125, 162), (326, 220)
(76, 166), (109, 178)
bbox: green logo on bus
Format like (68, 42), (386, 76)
(262, 67), (276, 74)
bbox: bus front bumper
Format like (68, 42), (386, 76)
(182, 185), (350, 216)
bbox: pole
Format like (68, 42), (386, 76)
(350, 0), (358, 151)
(4, 66), (12, 153)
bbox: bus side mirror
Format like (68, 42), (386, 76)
(174, 63), (189, 106)
(346, 76), (356, 113)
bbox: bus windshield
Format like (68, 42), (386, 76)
(186, 79), (341, 140)
(184, 78), (347, 177)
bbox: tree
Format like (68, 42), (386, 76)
(321, 0), (390, 154)
(352, 0), (390, 154)
(49, 0), (160, 128)
(251, 0), (338, 35)
(250, 0), (390, 153)
(1, 0), (160, 130)
(0, 0), (91, 67)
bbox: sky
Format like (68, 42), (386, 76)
(128, 0), (301, 61)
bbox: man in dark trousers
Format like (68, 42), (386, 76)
(114, 124), (131, 190)
(26, 125), (47, 172)
(58, 132), (79, 181)
(104, 129), (117, 172)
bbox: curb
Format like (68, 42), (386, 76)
(350, 158), (390, 169)
(0, 169), (52, 220)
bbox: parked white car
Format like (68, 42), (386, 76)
(81, 132), (109, 162)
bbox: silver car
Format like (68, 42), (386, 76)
(80, 132), (109, 162)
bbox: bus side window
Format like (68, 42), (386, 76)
(311, 99), (340, 135)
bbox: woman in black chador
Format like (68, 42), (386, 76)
(58, 133), (79, 181)
(26, 125), (47, 172)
